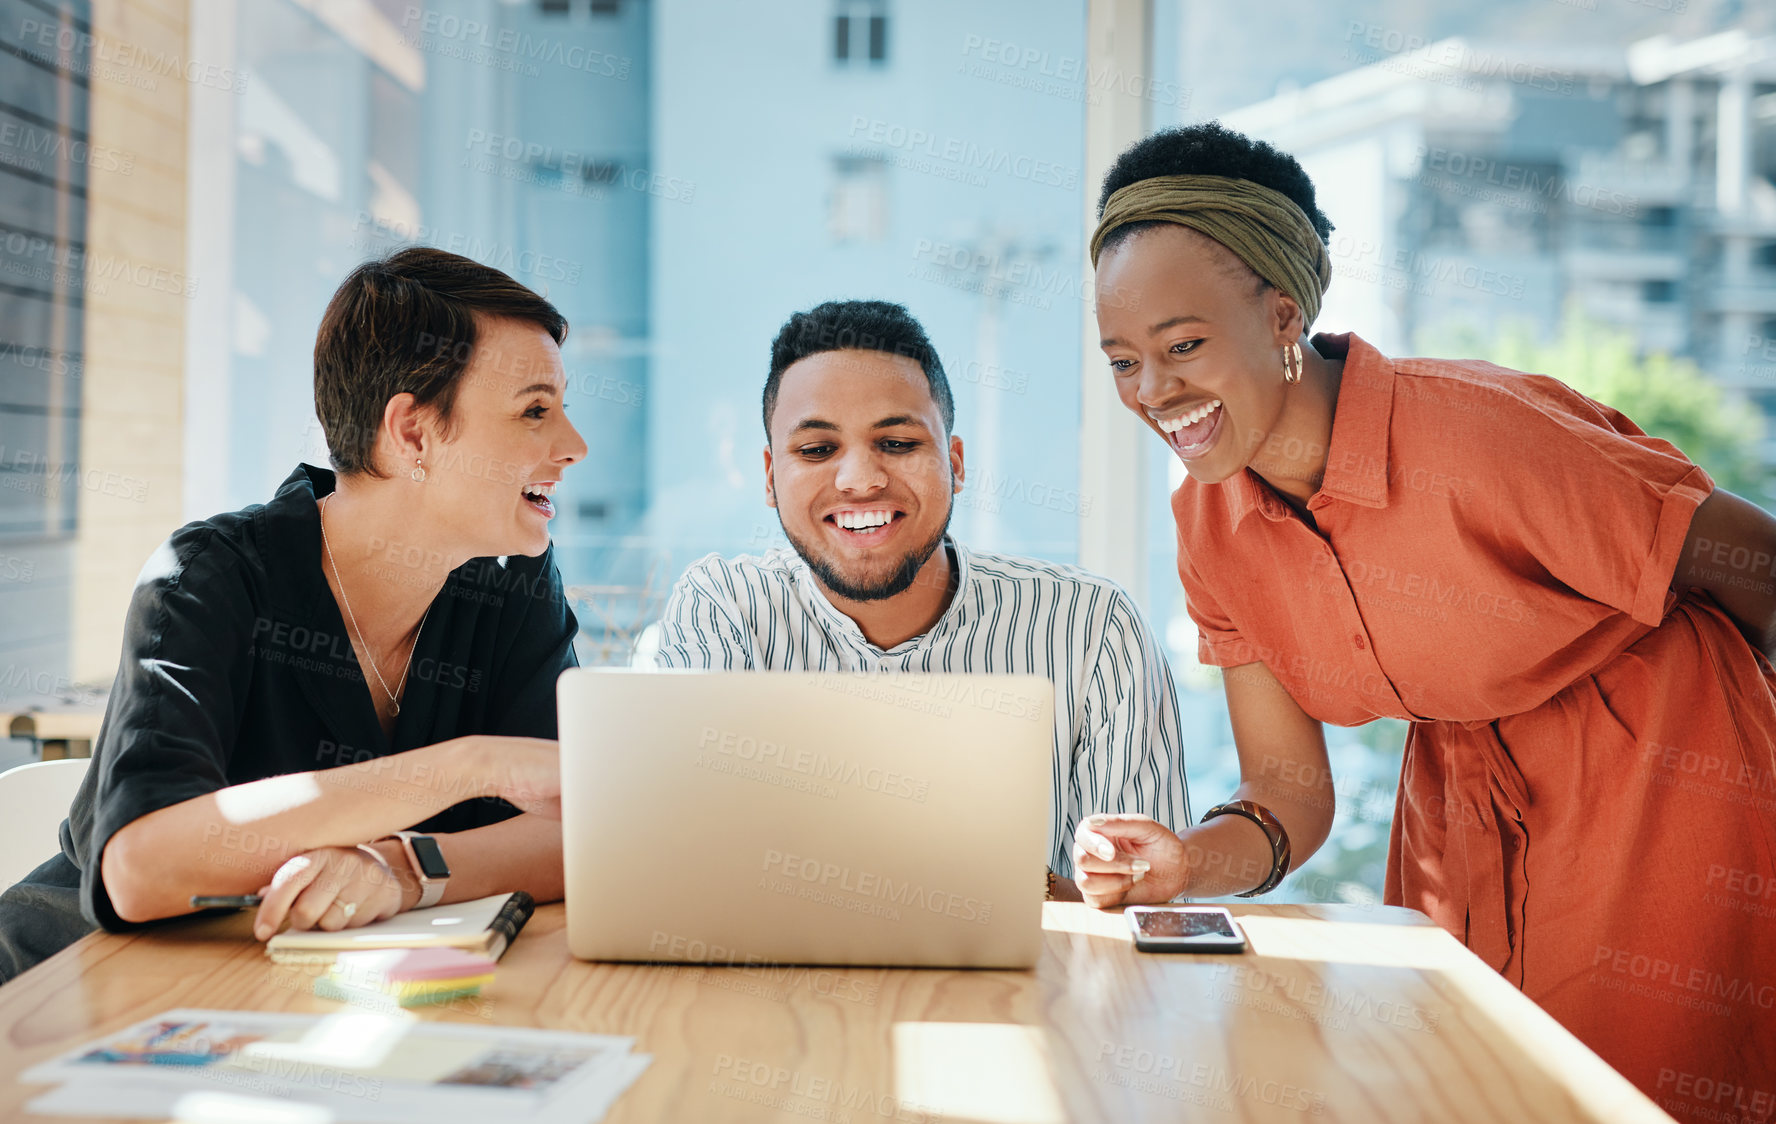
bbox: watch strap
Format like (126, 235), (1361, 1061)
(414, 876), (445, 909)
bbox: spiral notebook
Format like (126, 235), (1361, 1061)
(265, 891), (535, 965)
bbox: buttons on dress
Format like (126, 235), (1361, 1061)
(1353, 634), (1368, 650)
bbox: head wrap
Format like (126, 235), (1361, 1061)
(1089, 174), (1333, 328)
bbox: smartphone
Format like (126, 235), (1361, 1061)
(190, 895), (263, 910)
(1127, 906), (1247, 953)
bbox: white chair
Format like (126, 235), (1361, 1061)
(0, 759), (88, 892)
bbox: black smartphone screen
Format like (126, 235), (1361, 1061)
(1134, 910), (1238, 939)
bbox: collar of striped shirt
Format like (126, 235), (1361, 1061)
(791, 537), (970, 656)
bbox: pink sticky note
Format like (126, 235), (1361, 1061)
(334, 947), (498, 982)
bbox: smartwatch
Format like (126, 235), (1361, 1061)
(380, 831), (450, 908)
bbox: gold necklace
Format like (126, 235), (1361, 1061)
(319, 495), (430, 717)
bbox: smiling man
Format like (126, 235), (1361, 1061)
(653, 300), (1190, 895)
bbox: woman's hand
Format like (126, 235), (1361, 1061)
(252, 846), (408, 941)
(1071, 813), (1191, 909)
(459, 736), (563, 819)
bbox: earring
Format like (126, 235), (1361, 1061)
(411, 459), (426, 483)
(1281, 342), (1303, 384)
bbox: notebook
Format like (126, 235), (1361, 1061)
(265, 891), (534, 965)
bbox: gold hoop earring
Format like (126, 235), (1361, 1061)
(411, 459), (426, 483)
(1281, 342), (1303, 385)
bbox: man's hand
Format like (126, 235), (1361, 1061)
(252, 846), (407, 941)
(1071, 813), (1189, 909)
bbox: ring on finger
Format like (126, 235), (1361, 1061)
(340, 901), (358, 921)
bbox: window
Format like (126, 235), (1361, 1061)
(828, 156), (889, 243)
(833, 0), (887, 65)
(0, 0), (90, 699)
(868, 12), (886, 61)
(0, 24), (86, 539)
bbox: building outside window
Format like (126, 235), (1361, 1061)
(834, 0), (888, 66)
(828, 155), (889, 243)
(0, 0), (89, 686)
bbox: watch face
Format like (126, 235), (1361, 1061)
(409, 835), (451, 880)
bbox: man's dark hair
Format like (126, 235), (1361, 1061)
(314, 246), (568, 478)
(763, 300), (954, 439)
(1096, 122), (1334, 259)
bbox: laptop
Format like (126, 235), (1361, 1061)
(558, 668), (1055, 969)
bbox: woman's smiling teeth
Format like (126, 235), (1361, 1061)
(1157, 400), (1221, 433)
(522, 481), (557, 515)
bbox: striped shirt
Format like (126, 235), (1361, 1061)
(653, 538), (1191, 876)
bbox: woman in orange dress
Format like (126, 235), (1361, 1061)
(1070, 123), (1776, 1111)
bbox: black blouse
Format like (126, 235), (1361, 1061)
(0, 464), (578, 977)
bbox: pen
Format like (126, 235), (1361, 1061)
(190, 895), (263, 909)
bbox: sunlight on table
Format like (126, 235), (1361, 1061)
(1237, 914), (1661, 1121)
(892, 1022), (1065, 1124)
(1234, 916), (1471, 970)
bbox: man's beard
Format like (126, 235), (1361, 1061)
(781, 498), (953, 603)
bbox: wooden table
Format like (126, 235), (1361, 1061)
(0, 902), (1673, 1123)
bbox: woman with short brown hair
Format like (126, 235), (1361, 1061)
(0, 248), (587, 980)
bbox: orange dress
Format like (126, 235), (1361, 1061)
(1176, 333), (1776, 1110)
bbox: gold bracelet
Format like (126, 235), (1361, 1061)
(1200, 800), (1291, 896)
